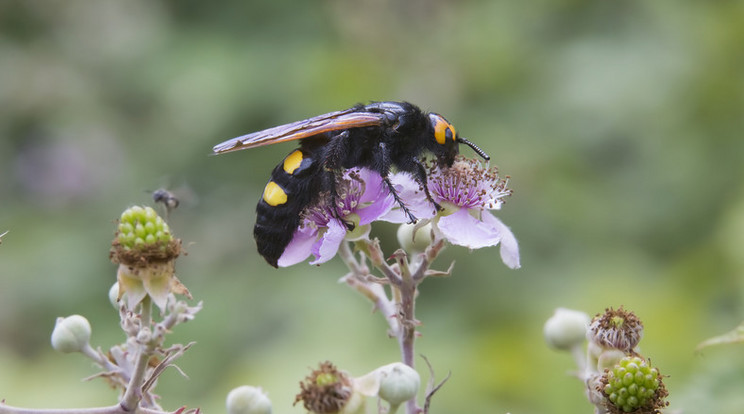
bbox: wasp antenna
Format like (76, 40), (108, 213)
(457, 137), (490, 161)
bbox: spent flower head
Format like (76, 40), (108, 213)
(110, 205), (188, 311)
(588, 306), (644, 352)
(295, 361), (361, 414)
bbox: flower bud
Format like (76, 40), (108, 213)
(226, 385), (272, 414)
(397, 223), (433, 253)
(51, 315), (91, 353)
(377, 363), (420, 407)
(596, 348), (626, 372)
(544, 308), (590, 351)
(108, 282), (122, 308)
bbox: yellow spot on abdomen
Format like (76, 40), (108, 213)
(263, 181), (288, 206)
(283, 150), (304, 174)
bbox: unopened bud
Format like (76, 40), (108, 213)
(226, 385), (272, 414)
(108, 282), (121, 308)
(544, 308), (590, 351)
(51, 315), (91, 353)
(377, 363), (420, 407)
(397, 223), (434, 253)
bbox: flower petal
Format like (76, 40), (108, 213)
(437, 208), (500, 249)
(117, 265), (147, 310)
(379, 173), (437, 223)
(277, 224), (318, 267)
(309, 218), (347, 265)
(481, 212), (521, 269)
(357, 169), (385, 204)
(357, 194), (395, 225)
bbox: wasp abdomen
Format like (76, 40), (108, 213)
(254, 149), (322, 267)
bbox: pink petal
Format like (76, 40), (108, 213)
(277, 224), (318, 267)
(309, 218), (347, 265)
(358, 169), (385, 204)
(437, 208), (500, 249)
(481, 212), (521, 269)
(357, 194), (396, 225)
(379, 173), (437, 223)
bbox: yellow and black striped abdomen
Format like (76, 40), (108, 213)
(254, 148), (322, 267)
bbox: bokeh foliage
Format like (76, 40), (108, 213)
(1, 0), (744, 412)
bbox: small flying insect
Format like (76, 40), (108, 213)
(148, 188), (180, 220)
(213, 101), (489, 267)
(152, 188), (180, 210)
(0, 230), (8, 245)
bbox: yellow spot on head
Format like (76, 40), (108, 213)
(283, 150), (304, 174)
(432, 115), (456, 145)
(263, 181), (288, 206)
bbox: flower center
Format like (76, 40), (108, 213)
(428, 157), (511, 210)
(302, 169), (366, 226)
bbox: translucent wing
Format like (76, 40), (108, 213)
(213, 108), (385, 154)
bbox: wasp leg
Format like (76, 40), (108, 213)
(375, 141), (418, 224)
(383, 176), (418, 224)
(412, 158), (443, 212)
(323, 131), (355, 230)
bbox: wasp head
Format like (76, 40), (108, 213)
(428, 113), (490, 165)
(428, 113), (459, 166)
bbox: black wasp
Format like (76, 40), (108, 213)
(213, 101), (489, 267)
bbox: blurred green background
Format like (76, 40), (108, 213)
(2, 0), (744, 413)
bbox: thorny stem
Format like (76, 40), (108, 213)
(340, 239), (448, 414)
(120, 296), (155, 412)
(338, 242), (400, 338)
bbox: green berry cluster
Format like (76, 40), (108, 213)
(603, 356), (660, 412)
(117, 206), (171, 249)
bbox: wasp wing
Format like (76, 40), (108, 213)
(213, 108), (385, 154)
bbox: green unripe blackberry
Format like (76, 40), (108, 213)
(603, 356), (660, 412)
(117, 206), (171, 250)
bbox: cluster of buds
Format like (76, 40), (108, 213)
(544, 306), (669, 414)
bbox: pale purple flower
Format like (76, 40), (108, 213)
(383, 157), (520, 269)
(277, 168), (395, 267)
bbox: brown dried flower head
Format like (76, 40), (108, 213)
(588, 306), (644, 352)
(295, 361), (353, 414)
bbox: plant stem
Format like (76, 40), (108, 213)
(119, 296), (154, 412)
(0, 403), (172, 414)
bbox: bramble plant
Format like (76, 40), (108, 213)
(2, 205), (203, 414)
(0, 155), (522, 414)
